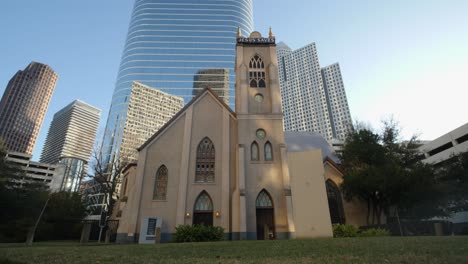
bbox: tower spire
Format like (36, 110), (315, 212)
(237, 26), (242, 38)
(269, 27), (275, 39)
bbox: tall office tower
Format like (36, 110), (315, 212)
(321, 63), (353, 141)
(119, 81), (184, 162)
(277, 42), (352, 142)
(0, 62), (58, 155)
(101, 0), (254, 165)
(40, 100), (100, 192)
(192, 69), (230, 104)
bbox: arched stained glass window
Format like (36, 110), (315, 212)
(256, 190), (273, 208)
(251, 141), (259, 161)
(195, 137), (215, 182)
(264, 141), (273, 161)
(194, 191), (213, 211)
(249, 55), (266, 88)
(153, 165), (168, 200)
(326, 180), (346, 224)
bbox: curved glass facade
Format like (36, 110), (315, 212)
(102, 0), (254, 164)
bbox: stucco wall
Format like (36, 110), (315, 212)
(288, 150), (333, 238)
(323, 162), (367, 227)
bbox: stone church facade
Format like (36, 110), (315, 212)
(116, 31), (336, 243)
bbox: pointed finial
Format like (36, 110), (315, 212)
(237, 26), (242, 38)
(269, 27), (275, 38)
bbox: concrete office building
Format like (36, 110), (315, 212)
(5, 151), (65, 192)
(419, 122), (468, 232)
(0, 62), (58, 155)
(277, 42), (352, 142)
(40, 100), (101, 192)
(419, 122), (468, 165)
(101, 0), (254, 166)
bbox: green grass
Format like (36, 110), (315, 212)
(1, 237), (467, 264)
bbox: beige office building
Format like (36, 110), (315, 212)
(120, 81), (184, 162)
(0, 62), (58, 155)
(115, 31), (356, 243)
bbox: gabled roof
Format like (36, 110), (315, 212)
(323, 156), (344, 174)
(138, 87), (236, 151)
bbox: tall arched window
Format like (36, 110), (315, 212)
(195, 137), (215, 182)
(326, 180), (346, 224)
(249, 55), (266, 88)
(251, 141), (259, 161)
(153, 165), (168, 200)
(264, 141), (273, 161)
(193, 191), (213, 226)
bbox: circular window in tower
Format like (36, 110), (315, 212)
(254, 93), (264, 103)
(256, 129), (266, 140)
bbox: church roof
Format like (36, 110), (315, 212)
(284, 131), (340, 163)
(138, 87), (236, 151)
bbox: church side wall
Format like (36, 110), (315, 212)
(324, 164), (368, 227)
(288, 150), (333, 238)
(118, 113), (186, 243)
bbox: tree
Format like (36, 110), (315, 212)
(0, 139), (49, 242)
(435, 152), (468, 214)
(84, 149), (128, 219)
(339, 121), (438, 225)
(35, 191), (88, 241)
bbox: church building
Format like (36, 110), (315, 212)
(116, 30), (339, 243)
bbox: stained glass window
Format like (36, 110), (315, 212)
(249, 56), (266, 88)
(264, 141), (273, 161)
(326, 180), (346, 224)
(195, 137), (215, 182)
(194, 191), (213, 212)
(251, 141), (259, 161)
(256, 190), (273, 208)
(153, 165), (168, 200)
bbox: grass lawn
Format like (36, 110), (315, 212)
(1, 237), (467, 264)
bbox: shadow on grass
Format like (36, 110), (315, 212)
(0, 257), (27, 264)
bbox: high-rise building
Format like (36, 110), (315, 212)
(192, 69), (230, 104)
(40, 100), (100, 192)
(101, 0), (254, 165)
(277, 42), (352, 142)
(0, 62), (58, 155)
(321, 63), (353, 141)
(119, 81), (184, 162)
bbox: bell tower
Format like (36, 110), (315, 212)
(234, 30), (295, 240)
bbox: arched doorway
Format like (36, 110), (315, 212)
(193, 191), (213, 226)
(326, 180), (346, 224)
(256, 190), (275, 240)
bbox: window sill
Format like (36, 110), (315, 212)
(193, 182), (217, 185)
(250, 160), (275, 164)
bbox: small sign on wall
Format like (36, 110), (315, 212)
(138, 217), (162, 244)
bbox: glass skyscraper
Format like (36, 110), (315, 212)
(102, 0), (254, 165)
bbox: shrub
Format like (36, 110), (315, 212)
(174, 225), (224, 242)
(332, 224), (359, 237)
(359, 228), (390, 237)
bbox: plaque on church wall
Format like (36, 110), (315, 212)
(138, 217), (163, 244)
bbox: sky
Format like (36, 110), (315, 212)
(1, 1), (467, 160)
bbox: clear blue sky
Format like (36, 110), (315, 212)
(1, 1), (467, 160)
